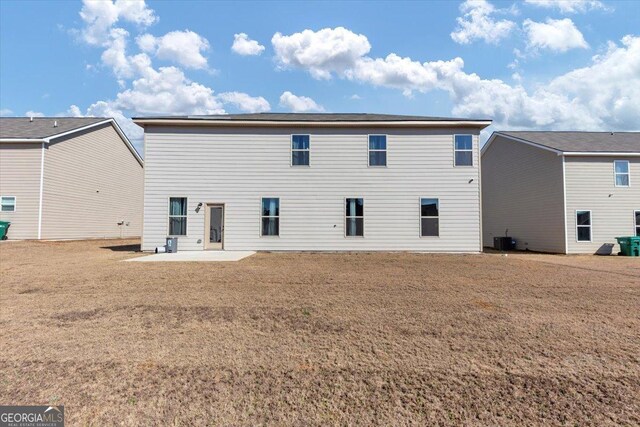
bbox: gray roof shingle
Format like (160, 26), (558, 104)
(133, 113), (490, 122)
(497, 131), (640, 153)
(0, 117), (108, 139)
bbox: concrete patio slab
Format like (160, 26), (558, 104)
(125, 250), (256, 262)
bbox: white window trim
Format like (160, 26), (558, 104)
(613, 160), (630, 187)
(260, 196), (280, 237)
(167, 196), (188, 237)
(454, 134), (474, 167)
(0, 196), (16, 212)
(291, 134), (310, 167)
(634, 210), (640, 237)
(367, 134), (387, 167)
(575, 209), (592, 243)
(344, 197), (365, 238)
(419, 197), (440, 238)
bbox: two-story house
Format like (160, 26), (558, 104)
(0, 117), (143, 240)
(133, 113), (491, 252)
(482, 131), (640, 254)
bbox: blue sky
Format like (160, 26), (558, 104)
(1, 0), (638, 148)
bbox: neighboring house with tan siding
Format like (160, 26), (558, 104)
(482, 131), (640, 254)
(0, 117), (143, 240)
(134, 113), (491, 252)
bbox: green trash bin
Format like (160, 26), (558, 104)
(0, 221), (10, 240)
(616, 236), (640, 257)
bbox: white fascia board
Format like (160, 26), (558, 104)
(562, 152), (640, 157)
(108, 119), (144, 166)
(1, 120), (114, 143)
(1, 119), (143, 166)
(133, 118), (493, 129)
(42, 119), (114, 143)
(481, 132), (563, 156)
(0, 138), (45, 143)
(42, 118), (143, 166)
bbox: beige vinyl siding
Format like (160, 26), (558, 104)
(482, 136), (565, 253)
(142, 126), (481, 251)
(565, 156), (640, 254)
(0, 143), (42, 239)
(41, 123), (143, 239)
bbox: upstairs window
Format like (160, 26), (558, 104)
(292, 135), (310, 166)
(261, 197), (280, 236)
(345, 198), (364, 237)
(420, 198), (439, 237)
(168, 197), (187, 236)
(454, 135), (473, 166)
(576, 210), (591, 242)
(368, 135), (387, 167)
(1, 196), (16, 212)
(635, 211), (640, 236)
(614, 160), (630, 187)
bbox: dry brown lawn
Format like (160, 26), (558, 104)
(1, 239), (639, 426)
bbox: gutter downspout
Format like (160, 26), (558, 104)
(37, 141), (45, 239)
(477, 135), (483, 252)
(561, 154), (568, 254)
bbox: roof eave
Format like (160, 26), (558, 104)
(0, 119), (144, 166)
(562, 151), (640, 156)
(0, 119), (113, 143)
(484, 131), (640, 156)
(43, 119), (113, 142)
(108, 119), (144, 166)
(133, 118), (492, 129)
(0, 138), (46, 143)
(482, 131), (563, 156)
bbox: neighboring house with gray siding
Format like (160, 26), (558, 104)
(133, 113), (491, 252)
(0, 117), (143, 240)
(482, 131), (640, 254)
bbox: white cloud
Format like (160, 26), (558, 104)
(524, 18), (589, 52)
(100, 28), (137, 79)
(346, 54), (461, 97)
(272, 27), (371, 79)
(136, 30), (210, 69)
(71, 0), (274, 147)
(349, 94), (362, 100)
(279, 91), (325, 112)
(135, 33), (156, 52)
(449, 35), (640, 130)
(272, 26), (640, 131)
(217, 92), (270, 113)
(115, 66), (224, 115)
(450, 0), (516, 45)
(79, 0), (157, 46)
(25, 111), (45, 117)
(231, 33), (265, 56)
(65, 105), (84, 117)
(543, 35), (640, 129)
(524, 0), (607, 13)
(0, 108), (13, 116)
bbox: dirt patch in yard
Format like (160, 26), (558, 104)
(1, 239), (639, 425)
